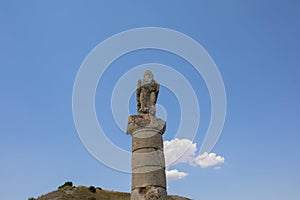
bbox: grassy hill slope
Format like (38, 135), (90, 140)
(31, 184), (190, 200)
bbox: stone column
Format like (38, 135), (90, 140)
(127, 70), (167, 200)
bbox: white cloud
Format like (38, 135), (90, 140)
(166, 169), (188, 181)
(194, 152), (225, 168)
(164, 138), (225, 180)
(164, 138), (196, 166)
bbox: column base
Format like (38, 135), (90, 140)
(131, 186), (167, 200)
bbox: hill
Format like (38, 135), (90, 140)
(29, 183), (191, 200)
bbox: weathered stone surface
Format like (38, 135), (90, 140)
(132, 166), (162, 173)
(127, 115), (166, 136)
(136, 70), (160, 115)
(131, 186), (167, 200)
(132, 150), (165, 170)
(132, 133), (163, 152)
(132, 168), (166, 189)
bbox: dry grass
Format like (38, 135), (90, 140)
(37, 186), (129, 200)
(35, 185), (190, 200)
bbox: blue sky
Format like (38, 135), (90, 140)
(1, 1), (300, 200)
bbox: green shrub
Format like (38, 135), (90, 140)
(28, 198), (35, 200)
(58, 181), (73, 189)
(89, 186), (96, 193)
(96, 186), (102, 190)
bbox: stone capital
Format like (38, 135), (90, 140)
(126, 114), (166, 136)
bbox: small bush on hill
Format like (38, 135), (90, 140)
(58, 181), (73, 189)
(89, 186), (96, 193)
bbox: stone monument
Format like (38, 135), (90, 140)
(126, 70), (167, 200)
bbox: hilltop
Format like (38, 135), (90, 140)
(29, 182), (190, 200)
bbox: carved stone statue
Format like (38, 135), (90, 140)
(127, 70), (166, 135)
(136, 70), (160, 115)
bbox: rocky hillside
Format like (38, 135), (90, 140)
(29, 182), (190, 200)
